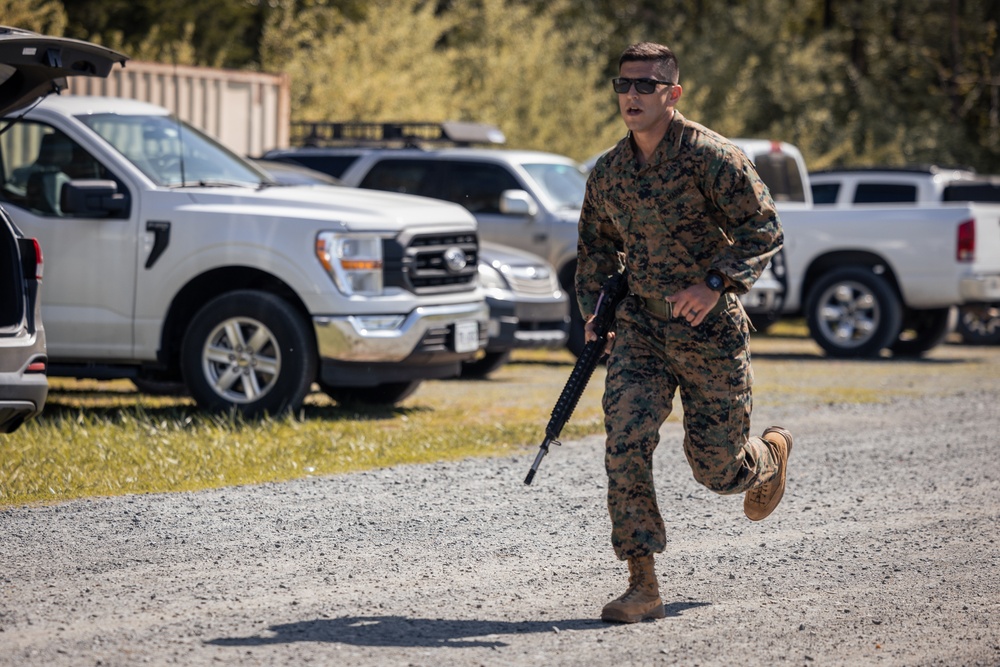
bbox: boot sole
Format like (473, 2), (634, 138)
(601, 603), (667, 623)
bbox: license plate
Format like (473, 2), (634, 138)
(454, 321), (479, 353)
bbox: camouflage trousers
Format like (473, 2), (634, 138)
(603, 293), (780, 560)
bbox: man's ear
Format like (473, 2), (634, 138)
(669, 84), (683, 105)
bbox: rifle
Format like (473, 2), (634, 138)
(524, 271), (629, 485)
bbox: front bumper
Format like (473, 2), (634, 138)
(314, 300), (489, 388)
(313, 300), (489, 364)
(483, 294), (569, 353)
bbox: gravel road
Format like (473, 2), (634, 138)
(2, 355), (999, 666)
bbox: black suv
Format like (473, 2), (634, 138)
(0, 27), (126, 430)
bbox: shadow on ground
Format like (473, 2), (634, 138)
(207, 602), (710, 649)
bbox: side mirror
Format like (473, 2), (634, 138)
(61, 180), (129, 217)
(499, 189), (538, 217)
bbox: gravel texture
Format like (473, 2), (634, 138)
(2, 378), (999, 665)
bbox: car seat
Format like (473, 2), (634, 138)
(25, 133), (73, 215)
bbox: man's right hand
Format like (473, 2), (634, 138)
(584, 315), (616, 355)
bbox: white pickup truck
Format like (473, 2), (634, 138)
(808, 166), (1000, 345)
(0, 95), (489, 415)
(738, 143), (1000, 357)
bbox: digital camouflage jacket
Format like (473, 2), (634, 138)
(576, 110), (782, 318)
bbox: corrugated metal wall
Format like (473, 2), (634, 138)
(66, 60), (290, 158)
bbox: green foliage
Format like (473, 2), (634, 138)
(15, 0), (1000, 170)
(260, 0), (622, 160)
(668, 0), (1000, 170)
(261, 0), (459, 122)
(445, 0), (623, 159)
(82, 23), (200, 66)
(1, 0), (67, 33)
(59, 0), (269, 68)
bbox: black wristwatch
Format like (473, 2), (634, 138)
(706, 273), (725, 292)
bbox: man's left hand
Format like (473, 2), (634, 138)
(665, 283), (721, 327)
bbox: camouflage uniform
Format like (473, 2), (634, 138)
(577, 111), (783, 560)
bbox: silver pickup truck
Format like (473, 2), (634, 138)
(0, 96), (489, 415)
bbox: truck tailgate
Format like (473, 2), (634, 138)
(971, 204), (1000, 271)
(963, 203), (1000, 302)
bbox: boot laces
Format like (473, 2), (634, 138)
(619, 585), (641, 602)
(748, 481), (772, 505)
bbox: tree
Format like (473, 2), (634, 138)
(445, 0), (622, 159)
(261, 0), (622, 160)
(60, 0), (269, 68)
(1, 0), (67, 34)
(16, 0), (997, 171)
(261, 0), (459, 122)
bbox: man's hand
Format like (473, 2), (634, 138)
(665, 282), (721, 327)
(584, 315), (616, 354)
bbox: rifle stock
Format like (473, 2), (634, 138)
(523, 271), (628, 485)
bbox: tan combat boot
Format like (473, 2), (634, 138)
(744, 426), (794, 521)
(601, 554), (666, 623)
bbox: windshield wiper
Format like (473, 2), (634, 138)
(168, 179), (260, 189)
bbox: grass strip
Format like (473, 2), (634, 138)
(3, 321), (995, 507)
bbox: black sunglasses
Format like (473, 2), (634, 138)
(612, 77), (675, 94)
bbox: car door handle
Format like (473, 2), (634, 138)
(145, 220), (171, 269)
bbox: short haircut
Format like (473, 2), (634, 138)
(618, 42), (679, 83)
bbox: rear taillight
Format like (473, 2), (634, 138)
(19, 238), (43, 281)
(26, 360), (46, 374)
(32, 238), (43, 281)
(957, 219), (975, 262)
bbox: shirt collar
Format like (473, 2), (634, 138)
(622, 110), (686, 172)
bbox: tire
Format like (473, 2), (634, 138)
(889, 307), (954, 357)
(461, 350), (511, 378)
(181, 290), (316, 417)
(323, 381), (421, 406)
(956, 303), (1000, 345)
(805, 266), (903, 358)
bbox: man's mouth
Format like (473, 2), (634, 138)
(626, 106), (643, 116)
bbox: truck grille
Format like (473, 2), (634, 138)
(383, 231), (479, 295)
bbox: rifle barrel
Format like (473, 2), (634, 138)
(523, 435), (557, 485)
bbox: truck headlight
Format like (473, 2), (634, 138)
(478, 262), (510, 292)
(316, 232), (384, 296)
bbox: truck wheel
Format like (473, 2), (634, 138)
(956, 303), (1000, 345)
(181, 290), (316, 417)
(461, 350), (511, 378)
(323, 381), (421, 406)
(806, 267), (902, 358)
(889, 307), (954, 357)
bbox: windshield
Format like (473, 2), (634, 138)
(76, 113), (267, 187)
(521, 162), (587, 210)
